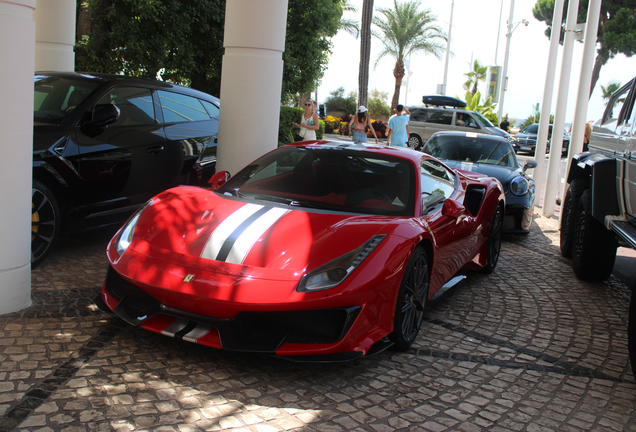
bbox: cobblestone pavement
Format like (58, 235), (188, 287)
(1, 211), (635, 432)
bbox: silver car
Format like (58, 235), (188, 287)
(407, 106), (509, 150)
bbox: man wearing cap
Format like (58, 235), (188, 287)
(386, 105), (410, 147)
(349, 105), (379, 144)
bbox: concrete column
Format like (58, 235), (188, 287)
(497, 0), (515, 121)
(216, 0), (289, 176)
(533, 0), (564, 206)
(0, 0), (35, 314)
(559, 0), (602, 209)
(34, 0), (75, 71)
(543, 0), (580, 217)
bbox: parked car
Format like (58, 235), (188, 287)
(422, 131), (537, 233)
(511, 123), (570, 156)
(407, 96), (509, 150)
(97, 140), (505, 360)
(32, 72), (220, 267)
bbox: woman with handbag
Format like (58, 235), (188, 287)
(349, 106), (378, 144)
(293, 100), (319, 141)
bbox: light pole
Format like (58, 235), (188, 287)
(496, 0), (528, 121)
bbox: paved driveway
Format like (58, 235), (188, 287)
(0, 212), (635, 431)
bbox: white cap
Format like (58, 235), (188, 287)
(358, 106), (368, 113)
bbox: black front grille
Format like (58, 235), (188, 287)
(104, 266), (161, 325)
(234, 307), (360, 345)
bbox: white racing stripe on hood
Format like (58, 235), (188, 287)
(227, 207), (289, 264)
(201, 203), (264, 261)
(201, 203), (290, 264)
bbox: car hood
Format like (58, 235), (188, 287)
(484, 127), (509, 138)
(514, 132), (537, 140)
(441, 160), (522, 186)
(125, 186), (392, 275)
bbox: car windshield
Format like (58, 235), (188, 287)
(471, 111), (494, 127)
(34, 75), (101, 124)
(523, 124), (539, 134)
(218, 145), (415, 216)
(423, 135), (517, 168)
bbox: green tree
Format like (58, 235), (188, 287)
(76, 0), (342, 101)
(463, 59), (488, 95)
(324, 87), (358, 114)
(368, 88), (391, 118)
(456, 91), (498, 124)
(600, 81), (622, 105)
(372, 0), (446, 111)
(532, 0), (636, 98)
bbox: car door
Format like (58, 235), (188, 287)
(73, 86), (169, 218)
(157, 90), (219, 186)
(423, 109), (453, 141)
(591, 81), (633, 155)
(624, 84), (636, 219)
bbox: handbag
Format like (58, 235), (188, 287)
(294, 134), (304, 142)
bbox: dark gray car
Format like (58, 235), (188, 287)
(511, 123), (570, 156)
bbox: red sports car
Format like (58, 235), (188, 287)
(98, 141), (505, 361)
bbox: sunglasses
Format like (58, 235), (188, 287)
(304, 103), (312, 106)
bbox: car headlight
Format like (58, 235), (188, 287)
(297, 235), (386, 292)
(510, 176), (530, 196)
(114, 199), (153, 256)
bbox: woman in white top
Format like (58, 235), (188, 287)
(293, 100), (319, 141)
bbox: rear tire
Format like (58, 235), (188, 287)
(408, 134), (423, 150)
(629, 281), (636, 376)
(32, 181), (61, 268)
(560, 179), (588, 258)
(571, 190), (617, 281)
(390, 246), (429, 351)
(482, 205), (503, 274)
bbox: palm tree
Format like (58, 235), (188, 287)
(600, 82), (622, 106)
(372, 0), (446, 111)
(463, 59), (488, 95)
(339, 1), (360, 38)
(358, 0), (374, 109)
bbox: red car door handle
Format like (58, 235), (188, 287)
(147, 145), (165, 154)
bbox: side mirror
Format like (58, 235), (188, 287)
(90, 104), (120, 127)
(441, 198), (465, 218)
(523, 160), (538, 172)
(209, 170), (231, 190)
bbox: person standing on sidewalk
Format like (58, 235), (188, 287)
(348, 106), (378, 144)
(386, 105), (410, 147)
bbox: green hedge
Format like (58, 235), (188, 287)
(278, 105), (324, 146)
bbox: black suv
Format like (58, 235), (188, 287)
(32, 72), (220, 267)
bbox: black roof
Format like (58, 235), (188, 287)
(35, 71), (219, 103)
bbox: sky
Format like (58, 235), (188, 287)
(316, 0), (636, 125)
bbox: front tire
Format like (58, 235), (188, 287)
(32, 181), (61, 268)
(560, 179), (588, 258)
(571, 190), (617, 281)
(408, 134), (423, 150)
(390, 246), (429, 351)
(483, 205), (503, 274)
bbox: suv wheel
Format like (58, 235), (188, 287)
(408, 134), (423, 150)
(560, 179), (588, 258)
(572, 190), (617, 281)
(32, 181), (61, 268)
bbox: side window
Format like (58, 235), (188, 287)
(200, 100), (219, 119)
(464, 114), (479, 128)
(410, 108), (427, 122)
(603, 83), (631, 133)
(157, 90), (211, 123)
(421, 159), (455, 211)
(96, 87), (155, 126)
(425, 110), (453, 125)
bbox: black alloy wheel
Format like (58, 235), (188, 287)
(408, 134), (423, 151)
(390, 246), (429, 350)
(483, 205), (503, 274)
(31, 181), (61, 268)
(571, 190), (617, 281)
(560, 179), (588, 258)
